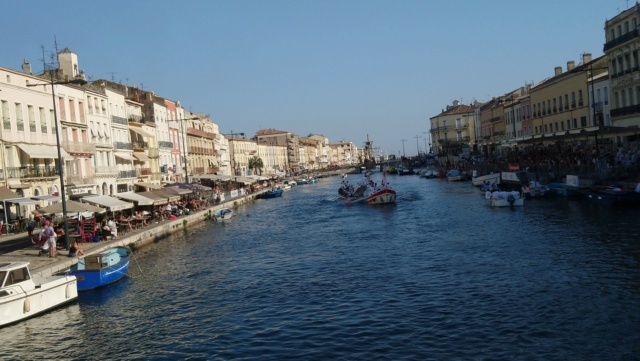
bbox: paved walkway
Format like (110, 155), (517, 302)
(0, 194), (256, 277)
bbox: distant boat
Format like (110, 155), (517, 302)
(68, 247), (131, 291)
(1, 262), (77, 327)
(258, 188), (284, 199)
(446, 169), (467, 182)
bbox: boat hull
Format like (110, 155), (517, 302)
(214, 208), (233, 220)
(258, 189), (283, 198)
(582, 188), (640, 205)
(488, 197), (524, 207)
(472, 173), (500, 187)
(70, 247), (130, 291)
(366, 189), (397, 205)
(0, 276), (77, 327)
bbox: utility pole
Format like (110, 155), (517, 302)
(414, 135), (421, 155)
(401, 139), (407, 158)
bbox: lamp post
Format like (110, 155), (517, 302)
(177, 117), (199, 183)
(27, 74), (87, 250)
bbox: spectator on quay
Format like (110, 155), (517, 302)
(119, 213), (134, 231)
(28, 216), (40, 244)
(68, 241), (86, 257)
(107, 217), (118, 239)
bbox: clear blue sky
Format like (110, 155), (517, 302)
(1, 0), (625, 156)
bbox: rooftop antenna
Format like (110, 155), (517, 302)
(53, 35), (59, 68)
(107, 72), (117, 82)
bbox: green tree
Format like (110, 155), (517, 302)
(248, 156), (264, 175)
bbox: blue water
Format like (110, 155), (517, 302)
(3, 175), (640, 360)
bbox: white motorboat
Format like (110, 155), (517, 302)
(485, 190), (524, 207)
(214, 208), (233, 220)
(1, 262), (77, 327)
(472, 172), (501, 187)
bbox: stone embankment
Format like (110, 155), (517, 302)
(0, 192), (260, 278)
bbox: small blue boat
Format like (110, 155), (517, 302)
(258, 188), (283, 199)
(69, 247), (131, 291)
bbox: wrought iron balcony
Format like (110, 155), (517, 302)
(113, 141), (133, 150)
(62, 141), (96, 154)
(111, 115), (128, 126)
(5, 165), (58, 179)
(604, 29), (639, 51)
(118, 170), (137, 178)
(128, 114), (144, 123)
(132, 141), (148, 150)
(611, 104), (640, 117)
(158, 140), (173, 149)
(94, 166), (119, 175)
(67, 173), (94, 186)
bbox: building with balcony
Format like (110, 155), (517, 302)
(256, 129), (301, 172)
(429, 100), (476, 156)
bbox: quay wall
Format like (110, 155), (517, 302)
(30, 192), (260, 278)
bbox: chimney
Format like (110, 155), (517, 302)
(582, 53), (592, 64)
(555, 66), (562, 76)
(567, 61), (575, 71)
(22, 60), (32, 75)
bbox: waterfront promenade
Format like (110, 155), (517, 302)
(0, 192), (258, 278)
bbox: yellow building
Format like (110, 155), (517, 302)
(430, 100), (475, 156)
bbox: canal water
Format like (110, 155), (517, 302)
(3, 174), (640, 360)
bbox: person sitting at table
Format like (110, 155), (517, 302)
(119, 213), (134, 231)
(68, 241), (86, 257)
(135, 212), (148, 227)
(107, 217), (118, 239)
(56, 225), (67, 249)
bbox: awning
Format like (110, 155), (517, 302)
(193, 174), (232, 181)
(30, 195), (61, 203)
(114, 153), (136, 161)
(163, 187), (192, 195)
(133, 152), (150, 161)
(235, 176), (257, 185)
(130, 128), (153, 138)
(17, 144), (72, 160)
(151, 189), (181, 202)
(136, 191), (169, 205)
(0, 187), (19, 201)
(113, 191), (155, 206)
(7, 179), (30, 189)
(134, 182), (162, 190)
(81, 195), (134, 212)
(5, 197), (41, 206)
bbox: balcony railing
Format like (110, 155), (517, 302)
(132, 141), (148, 150)
(5, 165), (58, 179)
(604, 28), (639, 51)
(114, 141), (133, 150)
(187, 128), (216, 139)
(111, 115), (128, 126)
(67, 173), (95, 186)
(610, 104), (640, 117)
(94, 166), (119, 175)
(118, 170), (137, 178)
(158, 140), (173, 149)
(62, 141), (96, 154)
(490, 116), (501, 123)
(128, 114), (144, 123)
(137, 168), (152, 176)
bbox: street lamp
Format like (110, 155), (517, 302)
(27, 74), (87, 250)
(177, 117), (199, 183)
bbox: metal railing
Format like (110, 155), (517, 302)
(114, 141), (133, 150)
(111, 115), (128, 126)
(5, 165), (58, 179)
(118, 170), (137, 178)
(62, 141), (96, 154)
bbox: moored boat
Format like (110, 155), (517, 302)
(366, 188), (397, 205)
(485, 190), (524, 207)
(581, 185), (640, 205)
(258, 188), (284, 199)
(1, 262), (77, 327)
(214, 207), (233, 220)
(68, 247), (131, 291)
(446, 169), (467, 182)
(472, 172), (500, 187)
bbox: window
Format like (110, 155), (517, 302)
(571, 92), (576, 108)
(578, 90), (583, 106)
(604, 87), (609, 105)
(50, 109), (56, 132)
(1, 100), (10, 130)
(15, 103), (24, 131)
(559, 96), (563, 110)
(69, 99), (76, 122)
(580, 116), (587, 127)
(39, 107), (46, 133)
(573, 118), (578, 128)
(28, 105), (36, 132)
(565, 94), (569, 110)
(58, 96), (66, 120)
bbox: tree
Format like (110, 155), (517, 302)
(248, 156), (264, 175)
